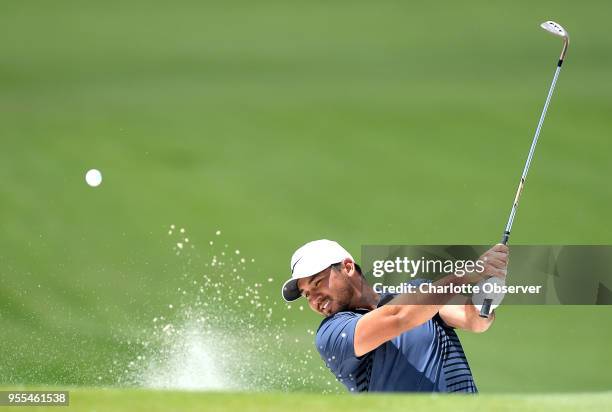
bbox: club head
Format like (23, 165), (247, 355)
(540, 21), (568, 39)
(540, 21), (570, 61)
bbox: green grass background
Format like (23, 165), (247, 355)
(1, 0), (611, 397)
(3, 389), (612, 412)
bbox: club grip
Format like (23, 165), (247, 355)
(501, 231), (510, 245)
(481, 231), (511, 318)
(479, 298), (493, 318)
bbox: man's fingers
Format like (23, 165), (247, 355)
(485, 251), (508, 262)
(492, 243), (509, 253)
(487, 258), (507, 270)
(488, 267), (507, 279)
(488, 252), (508, 265)
(477, 244), (510, 277)
(480, 252), (509, 266)
(475, 244), (510, 278)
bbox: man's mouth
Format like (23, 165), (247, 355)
(321, 299), (330, 312)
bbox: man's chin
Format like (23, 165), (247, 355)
(323, 302), (348, 317)
(321, 304), (335, 317)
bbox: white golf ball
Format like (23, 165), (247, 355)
(85, 169), (102, 187)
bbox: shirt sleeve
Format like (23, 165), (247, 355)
(315, 311), (364, 378)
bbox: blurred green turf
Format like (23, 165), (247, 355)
(3, 388), (612, 412)
(1, 0), (611, 393)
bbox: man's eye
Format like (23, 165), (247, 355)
(315, 279), (321, 286)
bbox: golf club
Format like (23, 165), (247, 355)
(479, 21), (570, 318)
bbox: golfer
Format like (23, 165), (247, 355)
(281, 239), (508, 393)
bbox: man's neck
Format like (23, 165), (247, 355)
(353, 283), (379, 311)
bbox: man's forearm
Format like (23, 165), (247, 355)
(439, 295), (496, 332)
(386, 273), (483, 332)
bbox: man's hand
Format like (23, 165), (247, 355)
(474, 243), (509, 280)
(440, 243), (510, 332)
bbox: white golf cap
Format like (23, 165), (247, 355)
(281, 239), (354, 302)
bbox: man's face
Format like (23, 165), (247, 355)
(297, 265), (354, 317)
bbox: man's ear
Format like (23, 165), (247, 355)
(343, 258), (357, 278)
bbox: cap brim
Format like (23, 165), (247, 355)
(281, 278), (301, 302)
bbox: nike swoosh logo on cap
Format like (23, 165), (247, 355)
(291, 256), (303, 274)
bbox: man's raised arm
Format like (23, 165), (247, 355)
(353, 244), (508, 357)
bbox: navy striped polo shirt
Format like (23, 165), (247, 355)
(315, 291), (477, 393)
